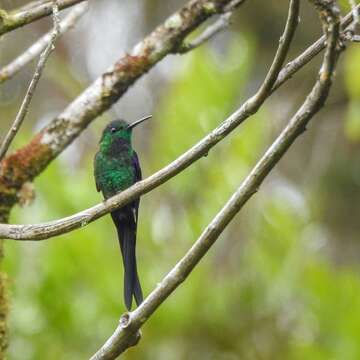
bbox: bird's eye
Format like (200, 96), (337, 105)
(110, 127), (117, 133)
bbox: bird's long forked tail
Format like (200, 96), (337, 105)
(115, 218), (143, 310)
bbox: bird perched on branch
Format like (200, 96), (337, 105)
(94, 116), (151, 310)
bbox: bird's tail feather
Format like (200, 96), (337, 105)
(116, 220), (143, 310)
(132, 251), (143, 306)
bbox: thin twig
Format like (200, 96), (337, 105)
(224, 0), (247, 11)
(0, 0), (300, 241)
(90, 1), (341, 358)
(176, 11), (233, 53)
(0, 2), (60, 162)
(349, 0), (359, 27)
(0, 2), (88, 84)
(176, 0), (247, 53)
(0, 0), (86, 36)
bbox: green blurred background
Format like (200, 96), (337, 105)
(1, 0), (360, 359)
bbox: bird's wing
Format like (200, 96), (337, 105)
(94, 152), (101, 192)
(132, 151), (142, 182)
(95, 178), (101, 193)
(132, 151), (142, 221)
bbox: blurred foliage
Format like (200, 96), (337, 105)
(1, 2), (360, 359)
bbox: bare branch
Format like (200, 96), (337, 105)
(176, 11), (233, 53)
(0, 2), (60, 162)
(0, 0), (86, 36)
(0, 0), (300, 241)
(0, 2), (88, 84)
(90, 2), (342, 358)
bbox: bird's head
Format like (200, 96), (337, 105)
(99, 116), (151, 148)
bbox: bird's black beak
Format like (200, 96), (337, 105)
(127, 115), (152, 130)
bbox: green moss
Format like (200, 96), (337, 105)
(0, 9), (8, 21)
(0, 9), (12, 35)
(165, 13), (183, 30)
(202, 2), (217, 15)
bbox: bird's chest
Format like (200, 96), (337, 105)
(95, 153), (135, 198)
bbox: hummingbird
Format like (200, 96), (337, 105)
(94, 115), (151, 310)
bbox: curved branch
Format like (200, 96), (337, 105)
(0, 0), (300, 240)
(0, 0), (86, 35)
(0, 2), (88, 84)
(90, 2), (342, 358)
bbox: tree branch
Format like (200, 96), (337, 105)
(0, 0), (86, 36)
(90, 2), (342, 358)
(0, 0), (300, 241)
(0, 2), (88, 84)
(0, 1), (60, 162)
